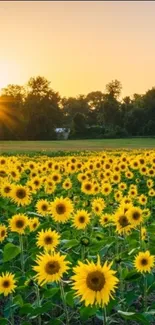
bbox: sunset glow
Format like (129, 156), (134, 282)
(1, 2), (155, 97)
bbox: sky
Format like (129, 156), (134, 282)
(0, 1), (155, 98)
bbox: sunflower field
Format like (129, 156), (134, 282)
(0, 150), (155, 325)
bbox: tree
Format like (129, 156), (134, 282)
(106, 80), (122, 99)
(70, 112), (87, 139)
(24, 76), (62, 140)
(0, 84), (25, 140)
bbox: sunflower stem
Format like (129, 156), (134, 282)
(139, 223), (143, 250)
(144, 275), (147, 311)
(103, 306), (107, 325)
(10, 294), (14, 325)
(119, 264), (124, 306)
(35, 285), (42, 325)
(81, 245), (85, 261)
(19, 235), (25, 275)
(60, 280), (69, 325)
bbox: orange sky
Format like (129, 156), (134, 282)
(0, 1), (155, 98)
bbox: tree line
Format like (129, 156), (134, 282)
(0, 76), (155, 140)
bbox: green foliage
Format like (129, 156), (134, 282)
(1, 76), (155, 140)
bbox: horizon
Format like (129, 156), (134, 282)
(1, 2), (155, 97)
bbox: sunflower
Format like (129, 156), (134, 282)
(130, 159), (140, 170)
(148, 189), (155, 197)
(148, 168), (155, 177)
(62, 178), (72, 190)
(0, 272), (16, 296)
(125, 171), (133, 179)
(50, 197), (74, 223)
(36, 199), (49, 216)
(51, 172), (62, 184)
(11, 185), (31, 206)
(128, 188), (137, 198)
(33, 252), (69, 285)
(91, 200), (103, 216)
(119, 203), (133, 215)
(72, 210), (90, 230)
(100, 214), (112, 226)
(111, 173), (121, 184)
(1, 181), (13, 198)
(138, 194), (147, 206)
(0, 225), (7, 242)
(142, 208), (151, 219)
(0, 168), (7, 178)
(93, 183), (100, 195)
(9, 214), (29, 234)
(68, 163), (77, 173)
(44, 181), (56, 194)
(29, 218), (40, 232)
(0, 157), (7, 166)
(118, 182), (127, 191)
(81, 181), (94, 195)
(140, 166), (148, 176)
(71, 256), (119, 307)
(141, 227), (147, 241)
(114, 210), (132, 235)
(147, 179), (154, 188)
(126, 207), (143, 227)
(114, 191), (123, 202)
(77, 173), (88, 183)
(101, 183), (112, 196)
(134, 251), (154, 273)
(32, 177), (42, 190)
(9, 168), (20, 181)
(36, 229), (60, 251)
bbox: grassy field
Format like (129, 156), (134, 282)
(0, 138), (155, 154)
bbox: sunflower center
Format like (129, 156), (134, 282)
(141, 258), (148, 266)
(33, 223), (37, 228)
(45, 261), (60, 275)
(86, 271), (105, 291)
(53, 176), (58, 181)
(3, 280), (10, 288)
(132, 212), (140, 220)
(1, 159), (5, 164)
(119, 215), (129, 227)
(56, 203), (66, 214)
(85, 184), (91, 191)
(16, 189), (26, 199)
(44, 236), (53, 244)
(16, 220), (24, 228)
(4, 186), (11, 193)
(42, 204), (48, 211)
(1, 230), (5, 237)
(79, 216), (85, 223)
(34, 180), (39, 186)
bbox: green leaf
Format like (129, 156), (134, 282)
(19, 304), (34, 315)
(123, 270), (141, 282)
(32, 302), (53, 316)
(0, 318), (8, 325)
(118, 310), (150, 324)
(3, 243), (20, 262)
(80, 306), (98, 321)
(48, 320), (61, 325)
(65, 291), (74, 308)
(62, 239), (79, 249)
(44, 287), (59, 298)
(13, 294), (23, 307)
